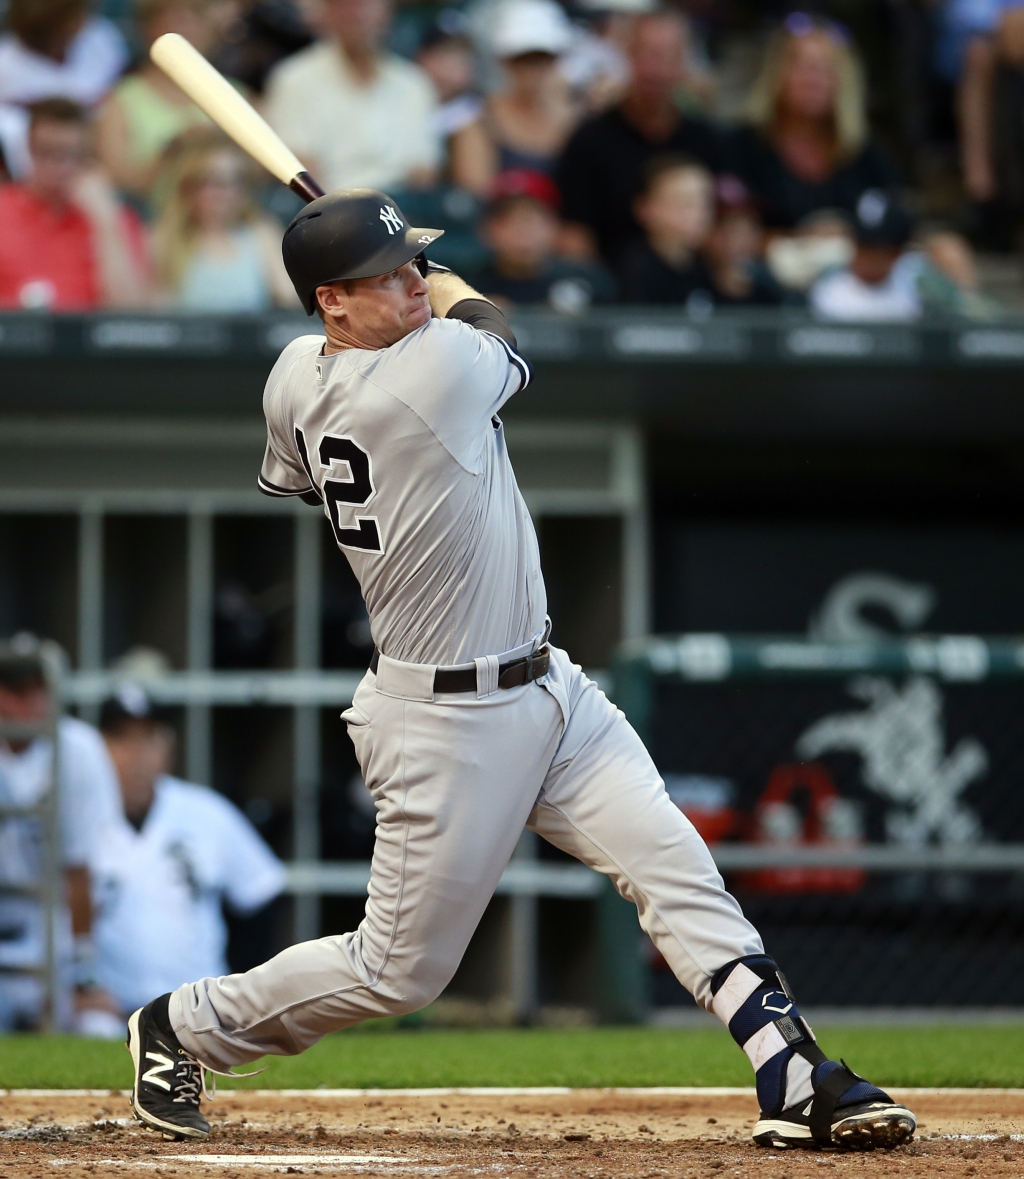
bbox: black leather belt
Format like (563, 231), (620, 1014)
(369, 645), (550, 693)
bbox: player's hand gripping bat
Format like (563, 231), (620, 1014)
(149, 33), (325, 203)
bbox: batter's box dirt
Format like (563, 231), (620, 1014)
(2, 1090), (1024, 1178)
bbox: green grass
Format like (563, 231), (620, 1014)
(2, 1025), (1024, 1090)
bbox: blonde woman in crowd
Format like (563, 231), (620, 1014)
(151, 130), (295, 311)
(731, 12), (898, 230)
(95, 0), (235, 203)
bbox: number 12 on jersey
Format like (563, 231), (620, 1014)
(295, 426), (384, 554)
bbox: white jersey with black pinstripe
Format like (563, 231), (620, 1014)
(259, 316), (544, 666)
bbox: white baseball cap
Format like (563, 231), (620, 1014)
(490, 0), (573, 57)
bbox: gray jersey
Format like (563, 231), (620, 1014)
(259, 318), (545, 665)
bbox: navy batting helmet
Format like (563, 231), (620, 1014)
(283, 188), (444, 315)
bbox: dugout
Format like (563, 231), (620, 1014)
(4, 307), (1024, 1021)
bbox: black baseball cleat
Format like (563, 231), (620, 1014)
(127, 1000), (211, 1140)
(752, 1060), (916, 1150)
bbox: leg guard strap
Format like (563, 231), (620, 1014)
(795, 1053), (862, 1144)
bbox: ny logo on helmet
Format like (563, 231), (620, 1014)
(380, 206), (404, 235)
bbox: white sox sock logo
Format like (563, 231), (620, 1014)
(142, 1050), (175, 1091)
(380, 206), (404, 235)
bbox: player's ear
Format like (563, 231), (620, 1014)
(316, 282), (347, 321)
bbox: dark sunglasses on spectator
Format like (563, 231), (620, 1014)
(784, 11), (851, 47)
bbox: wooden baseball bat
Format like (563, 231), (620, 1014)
(150, 33), (325, 203)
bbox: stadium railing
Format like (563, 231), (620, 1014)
(5, 308), (1024, 366)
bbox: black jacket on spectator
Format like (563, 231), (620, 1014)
(619, 242), (783, 307)
(556, 108), (730, 267)
(476, 258), (617, 307)
(730, 126), (899, 230)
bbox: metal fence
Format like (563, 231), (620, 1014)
(611, 634), (1024, 1011)
(3, 422), (641, 1023)
(58, 632), (1024, 1019)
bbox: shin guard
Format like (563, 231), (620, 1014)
(710, 955), (890, 1129)
(710, 954), (824, 1116)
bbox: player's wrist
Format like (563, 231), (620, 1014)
(426, 272), (486, 318)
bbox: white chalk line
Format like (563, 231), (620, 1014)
(51, 1155), (395, 1166)
(48, 1156), (507, 1173)
(8, 1086), (1024, 1097)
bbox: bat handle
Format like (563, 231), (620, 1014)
(290, 171), (325, 203)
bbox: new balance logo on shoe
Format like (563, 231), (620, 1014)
(142, 1051), (175, 1092)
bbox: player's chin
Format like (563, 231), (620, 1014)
(406, 302), (432, 331)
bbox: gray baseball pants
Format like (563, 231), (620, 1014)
(169, 643), (763, 1069)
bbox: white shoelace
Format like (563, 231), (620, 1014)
(172, 1050), (267, 1104)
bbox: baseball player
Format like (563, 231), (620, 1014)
(0, 638), (122, 1033)
(91, 688), (286, 1020)
(126, 189), (916, 1152)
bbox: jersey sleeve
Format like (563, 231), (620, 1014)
(56, 719), (121, 868)
(378, 316), (530, 472)
(210, 796), (287, 913)
(258, 344), (322, 501)
(258, 426), (318, 500)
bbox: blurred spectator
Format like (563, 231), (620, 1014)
(732, 13), (898, 231)
(475, 167), (615, 310)
(918, 225), (1002, 317)
(480, 0), (579, 183)
(936, 0), (1024, 246)
(263, 0), (440, 193)
(811, 190), (999, 320)
(619, 154), (717, 304)
(0, 99), (151, 310)
(557, 0), (633, 114)
(0, 637), (122, 1033)
(703, 176), (784, 307)
(96, 0), (228, 204)
(415, 19), (490, 196)
(936, 1), (1023, 206)
(556, 9), (730, 268)
(765, 207), (854, 294)
(0, 0), (129, 178)
(938, 0), (998, 205)
(212, 0), (314, 94)
(92, 689), (285, 1020)
(810, 189), (922, 320)
(151, 130), (296, 310)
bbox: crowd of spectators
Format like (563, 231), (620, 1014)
(0, 0), (1017, 319)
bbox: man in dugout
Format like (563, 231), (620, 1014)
(91, 687), (286, 1023)
(0, 636), (122, 1032)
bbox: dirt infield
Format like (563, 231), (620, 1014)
(2, 1089), (1024, 1178)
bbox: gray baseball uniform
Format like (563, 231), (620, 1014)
(169, 310), (762, 1069)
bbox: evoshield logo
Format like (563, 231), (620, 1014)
(761, 991), (793, 1015)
